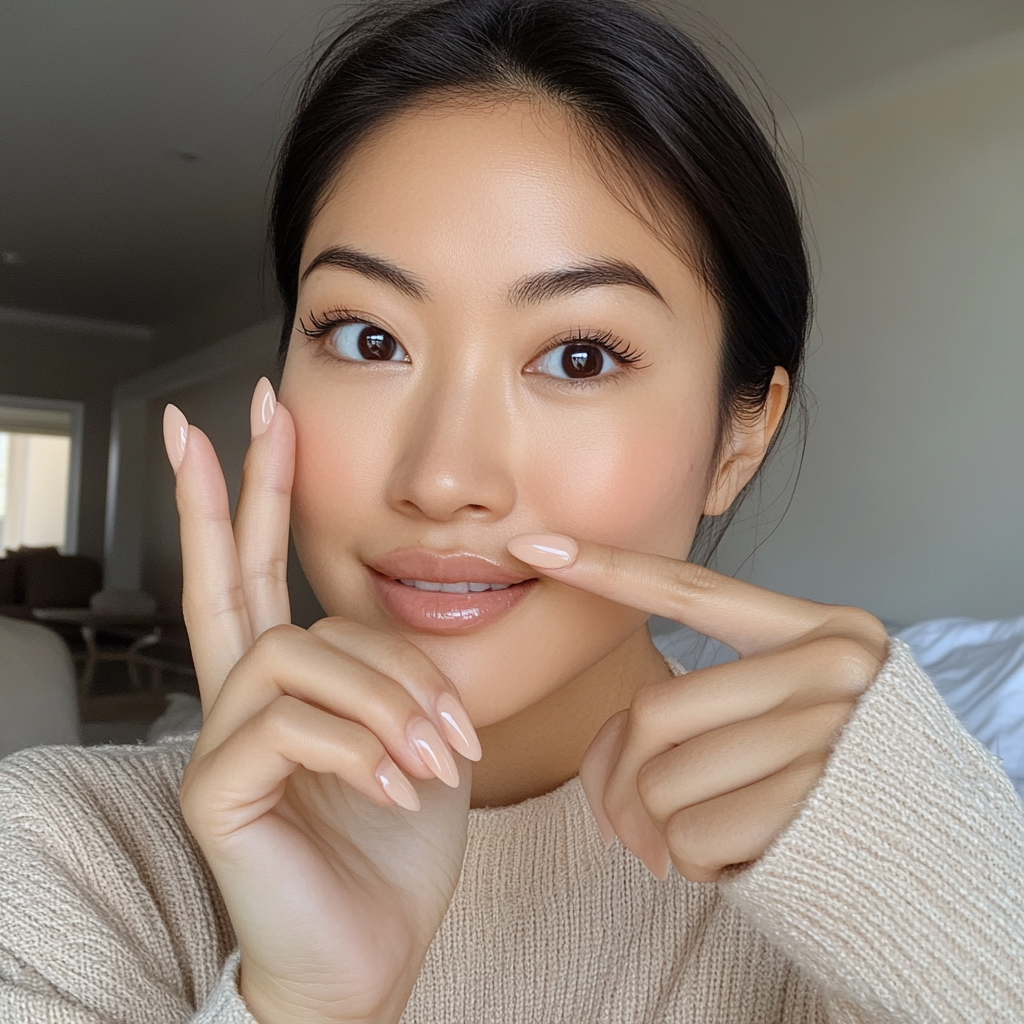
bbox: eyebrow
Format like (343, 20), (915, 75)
(507, 259), (667, 307)
(301, 245), (428, 300)
(301, 246), (666, 308)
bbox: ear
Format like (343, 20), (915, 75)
(703, 367), (790, 517)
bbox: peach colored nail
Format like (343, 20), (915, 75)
(638, 847), (671, 881)
(375, 757), (420, 811)
(436, 693), (482, 761)
(162, 404), (188, 473)
(250, 377), (277, 438)
(507, 534), (579, 569)
(408, 717), (460, 788)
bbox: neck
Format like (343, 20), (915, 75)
(469, 623), (673, 808)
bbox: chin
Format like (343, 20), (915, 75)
(395, 591), (648, 728)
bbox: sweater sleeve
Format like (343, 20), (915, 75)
(718, 638), (1024, 1024)
(0, 743), (258, 1024)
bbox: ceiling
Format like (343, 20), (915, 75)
(2, 0), (1023, 334)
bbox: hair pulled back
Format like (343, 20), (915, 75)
(271, 0), (811, 553)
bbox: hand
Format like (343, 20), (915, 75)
(506, 534), (888, 883)
(164, 379), (480, 1024)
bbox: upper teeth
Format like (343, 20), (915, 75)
(398, 579), (512, 592)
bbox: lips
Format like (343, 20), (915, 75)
(367, 548), (539, 635)
(369, 549), (536, 586)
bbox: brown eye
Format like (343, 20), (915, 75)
(560, 343), (607, 378)
(330, 322), (409, 362)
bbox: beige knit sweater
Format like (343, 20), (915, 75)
(1, 639), (1022, 1023)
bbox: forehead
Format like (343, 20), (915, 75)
(300, 97), (703, 307)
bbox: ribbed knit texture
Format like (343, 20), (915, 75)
(0, 640), (1021, 1023)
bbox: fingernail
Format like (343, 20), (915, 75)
(507, 534), (579, 569)
(250, 377), (277, 438)
(375, 757), (420, 811)
(162, 404), (188, 473)
(638, 848), (671, 881)
(408, 717), (460, 788)
(436, 693), (482, 761)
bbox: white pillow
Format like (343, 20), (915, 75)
(896, 616), (1024, 802)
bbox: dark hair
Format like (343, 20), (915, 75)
(271, 0), (810, 557)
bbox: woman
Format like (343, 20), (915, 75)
(2, 1), (1022, 1021)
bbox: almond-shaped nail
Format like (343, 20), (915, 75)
(436, 693), (482, 761)
(638, 847), (671, 881)
(507, 533), (579, 569)
(375, 757), (420, 811)
(162, 404), (188, 473)
(250, 376), (277, 438)
(408, 717), (460, 788)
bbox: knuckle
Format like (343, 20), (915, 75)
(635, 759), (669, 818)
(251, 621), (304, 658)
(628, 680), (672, 733)
(243, 555), (288, 587)
(665, 810), (713, 875)
(259, 693), (307, 740)
(809, 634), (883, 694)
(670, 561), (718, 599)
(829, 607), (889, 659)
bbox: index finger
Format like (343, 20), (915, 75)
(506, 533), (839, 657)
(232, 378), (294, 638)
(165, 405), (253, 709)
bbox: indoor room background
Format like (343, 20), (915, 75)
(2, 0), (1022, 644)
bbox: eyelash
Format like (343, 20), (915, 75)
(297, 308), (648, 385)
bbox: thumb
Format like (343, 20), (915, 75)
(579, 711), (627, 848)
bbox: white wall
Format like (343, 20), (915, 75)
(714, 34), (1024, 624)
(133, 319), (324, 626)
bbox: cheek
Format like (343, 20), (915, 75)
(521, 402), (716, 557)
(287, 400), (387, 604)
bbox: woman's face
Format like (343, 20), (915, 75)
(280, 97), (729, 728)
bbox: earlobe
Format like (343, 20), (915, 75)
(702, 368), (791, 518)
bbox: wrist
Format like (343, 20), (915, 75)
(239, 959), (405, 1024)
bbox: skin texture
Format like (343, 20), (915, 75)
(167, 97), (888, 1024)
(282, 97), (768, 807)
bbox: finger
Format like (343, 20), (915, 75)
(601, 640), (875, 872)
(166, 406), (253, 708)
(664, 755), (825, 883)
(233, 378), (294, 638)
(636, 701), (852, 828)
(196, 624), (462, 787)
(308, 618), (481, 761)
(182, 695), (421, 843)
(578, 711), (627, 848)
(507, 534), (886, 658)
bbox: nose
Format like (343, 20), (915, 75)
(385, 370), (517, 524)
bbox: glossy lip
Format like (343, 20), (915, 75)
(369, 548), (537, 586)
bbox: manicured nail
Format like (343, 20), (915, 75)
(250, 377), (277, 438)
(375, 757), (420, 811)
(162, 404), (188, 473)
(436, 693), (482, 761)
(591, 805), (617, 849)
(638, 847), (671, 881)
(507, 534), (579, 569)
(408, 717), (460, 788)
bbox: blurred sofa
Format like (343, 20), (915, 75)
(0, 547), (102, 644)
(0, 614), (81, 757)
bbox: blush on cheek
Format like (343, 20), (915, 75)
(526, 421), (714, 560)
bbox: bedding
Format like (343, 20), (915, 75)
(896, 615), (1024, 802)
